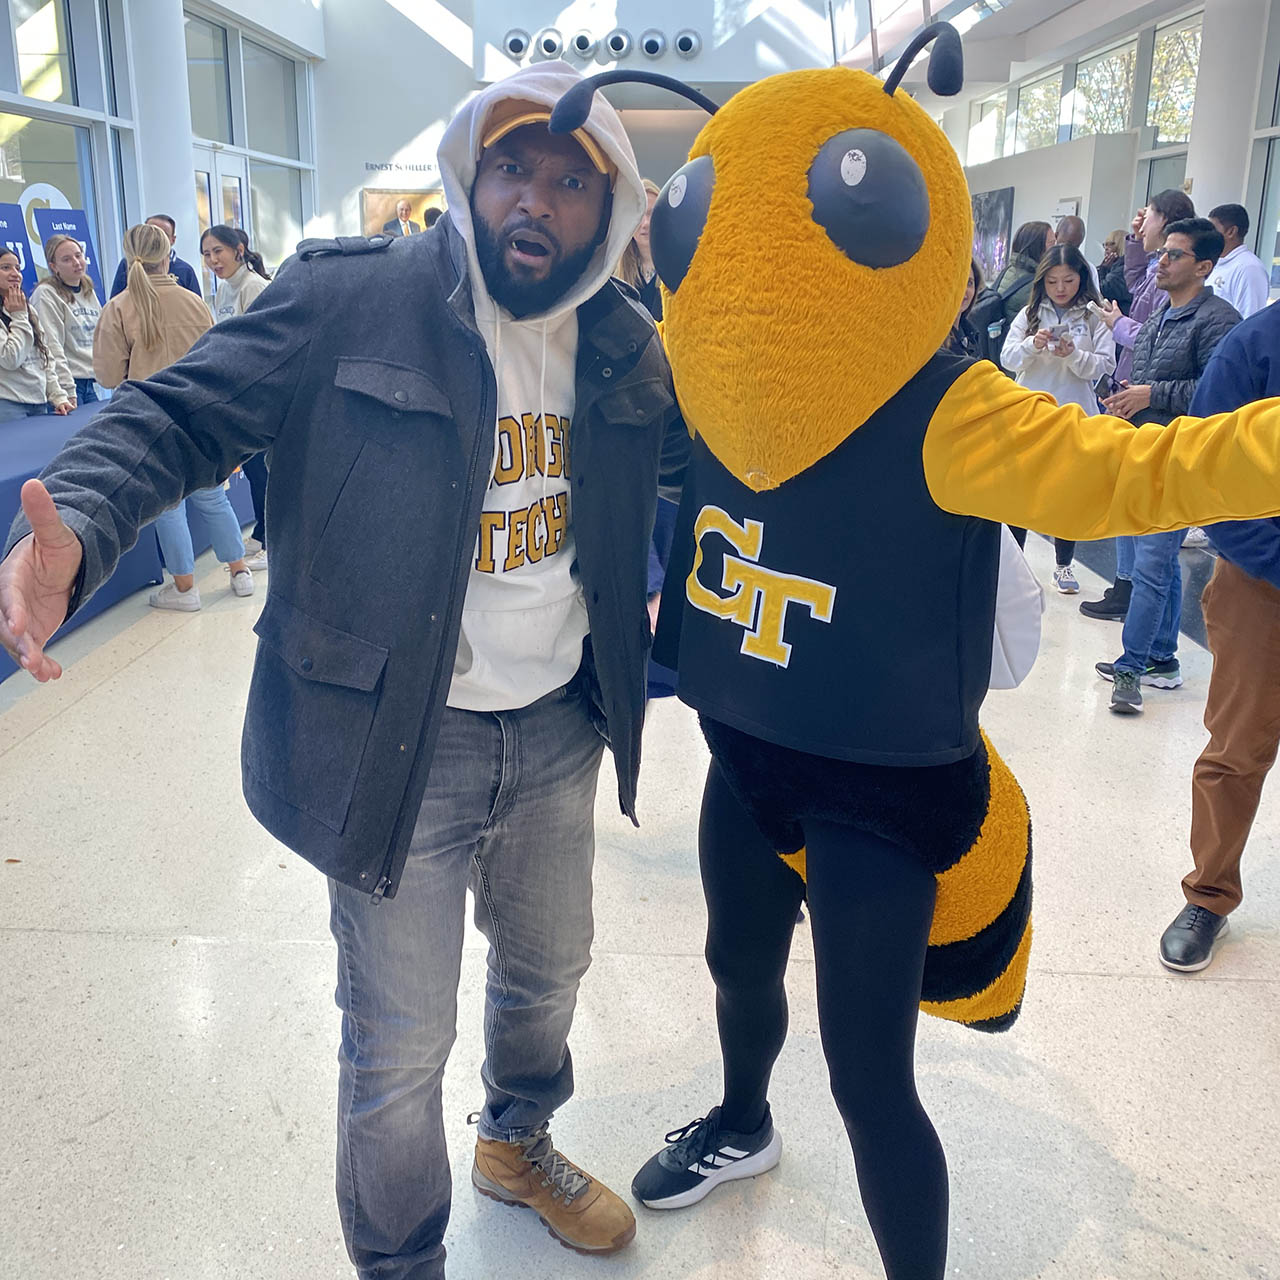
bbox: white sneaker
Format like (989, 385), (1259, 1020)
(1183, 527), (1210, 549)
(149, 582), (201, 611)
(230, 569), (255, 597)
(243, 549), (267, 572)
(1053, 563), (1080, 594)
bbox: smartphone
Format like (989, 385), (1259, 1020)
(1086, 300), (1107, 317)
(1095, 374), (1116, 400)
(1046, 322), (1069, 338)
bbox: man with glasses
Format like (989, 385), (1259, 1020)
(1098, 218), (1243, 713)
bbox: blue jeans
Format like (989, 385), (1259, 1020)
(328, 682), (604, 1280)
(75, 378), (99, 404)
(1116, 530), (1183, 672)
(150, 486), (246, 575)
(1115, 535), (1135, 582)
(0, 398), (48, 422)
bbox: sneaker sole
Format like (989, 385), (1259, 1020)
(1054, 582), (1080, 594)
(1109, 700), (1142, 714)
(1097, 669), (1182, 689)
(149, 599), (201, 612)
(1158, 918), (1230, 972)
(1079, 608), (1127, 620)
(471, 1165), (636, 1255)
(636, 1129), (783, 1210)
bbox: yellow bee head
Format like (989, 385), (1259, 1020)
(552, 25), (973, 492)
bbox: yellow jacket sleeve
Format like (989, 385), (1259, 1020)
(922, 360), (1280, 539)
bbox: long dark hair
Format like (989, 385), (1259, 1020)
(0, 249), (51, 366)
(201, 224), (271, 280)
(1024, 244), (1101, 325)
(1011, 220), (1052, 264)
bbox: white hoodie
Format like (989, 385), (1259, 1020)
(437, 62), (646, 712)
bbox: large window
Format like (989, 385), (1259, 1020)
(1072, 41), (1137, 139)
(0, 113), (95, 261)
(244, 40), (300, 160)
(1147, 16), (1202, 146)
(13, 0), (76, 106)
(250, 162), (304, 273)
(968, 93), (1006, 165)
(1015, 70), (1063, 153)
(185, 14), (232, 143)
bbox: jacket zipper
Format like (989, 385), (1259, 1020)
(370, 341), (495, 904)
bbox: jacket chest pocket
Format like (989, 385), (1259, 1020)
(334, 355), (455, 446)
(595, 376), (674, 428)
(244, 593), (389, 834)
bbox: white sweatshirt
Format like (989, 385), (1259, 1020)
(1001, 301), (1116, 413)
(212, 264), (270, 322)
(0, 311), (62, 406)
(30, 282), (102, 399)
(437, 61), (647, 712)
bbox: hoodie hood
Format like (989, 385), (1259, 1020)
(438, 60), (646, 325)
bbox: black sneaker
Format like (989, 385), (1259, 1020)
(1080, 579), (1132, 620)
(1109, 669), (1142, 714)
(631, 1106), (781, 1209)
(1095, 659), (1183, 688)
(1159, 904), (1229, 972)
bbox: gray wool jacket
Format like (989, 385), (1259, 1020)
(5, 222), (689, 898)
(1129, 287), (1242, 425)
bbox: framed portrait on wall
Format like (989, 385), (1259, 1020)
(361, 189), (447, 237)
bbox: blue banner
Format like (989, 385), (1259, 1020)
(32, 207), (105, 300)
(0, 203), (38, 293)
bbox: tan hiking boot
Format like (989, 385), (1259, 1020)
(472, 1127), (636, 1255)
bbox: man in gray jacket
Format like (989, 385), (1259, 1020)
(0, 62), (687, 1279)
(1099, 218), (1242, 713)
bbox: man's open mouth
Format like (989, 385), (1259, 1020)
(507, 228), (554, 263)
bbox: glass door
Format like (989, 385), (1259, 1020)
(193, 146), (250, 304)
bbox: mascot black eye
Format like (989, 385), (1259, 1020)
(650, 154), (715, 294)
(807, 129), (929, 269)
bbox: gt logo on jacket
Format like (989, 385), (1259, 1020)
(686, 504), (836, 666)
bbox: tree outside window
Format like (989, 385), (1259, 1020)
(968, 94), (1006, 165)
(1015, 71), (1063, 153)
(1147, 18), (1201, 146)
(1072, 42), (1137, 138)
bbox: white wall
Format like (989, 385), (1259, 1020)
(310, 0), (479, 238)
(206, 0), (326, 58)
(966, 131), (1139, 261)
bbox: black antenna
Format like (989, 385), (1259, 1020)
(882, 22), (964, 98)
(550, 71), (718, 137)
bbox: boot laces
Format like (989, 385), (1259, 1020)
(519, 1129), (590, 1203)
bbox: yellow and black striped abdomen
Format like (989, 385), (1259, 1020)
(778, 732), (1031, 1031)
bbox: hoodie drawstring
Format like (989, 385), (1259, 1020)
(539, 318), (549, 533)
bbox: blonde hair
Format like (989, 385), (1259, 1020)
(36, 234), (99, 304)
(642, 177), (661, 198)
(122, 223), (173, 350)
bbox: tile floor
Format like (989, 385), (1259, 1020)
(1, 537), (1277, 1280)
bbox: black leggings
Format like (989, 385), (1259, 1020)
(700, 763), (948, 1280)
(241, 451), (269, 547)
(1009, 526), (1074, 567)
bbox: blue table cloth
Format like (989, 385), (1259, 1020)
(1, 402), (255, 682)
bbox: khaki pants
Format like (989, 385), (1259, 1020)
(1184, 557), (1280, 913)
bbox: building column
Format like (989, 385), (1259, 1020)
(122, 0), (201, 273)
(1184, 0), (1270, 206)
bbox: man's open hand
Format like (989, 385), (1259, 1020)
(0, 479), (83, 681)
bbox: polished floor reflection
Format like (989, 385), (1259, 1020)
(2, 536), (1277, 1279)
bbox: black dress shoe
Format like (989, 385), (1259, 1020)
(1159, 903), (1229, 972)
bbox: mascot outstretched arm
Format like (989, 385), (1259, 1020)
(553, 26), (1280, 1280)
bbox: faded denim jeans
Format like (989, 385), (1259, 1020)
(1117, 530), (1184, 672)
(327, 678), (604, 1280)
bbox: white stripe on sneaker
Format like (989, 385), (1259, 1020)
(641, 1130), (784, 1209)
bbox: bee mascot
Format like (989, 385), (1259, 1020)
(553, 25), (1280, 1279)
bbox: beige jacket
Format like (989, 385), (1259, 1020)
(0, 310), (62, 405)
(93, 274), (213, 387)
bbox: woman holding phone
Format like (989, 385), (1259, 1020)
(1001, 244), (1116, 593)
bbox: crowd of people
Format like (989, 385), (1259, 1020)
(1, 214), (273, 605)
(946, 191), (1278, 975)
(2, 51), (1279, 1280)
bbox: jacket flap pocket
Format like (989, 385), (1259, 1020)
(253, 594), (388, 692)
(334, 357), (452, 416)
(598, 377), (674, 426)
